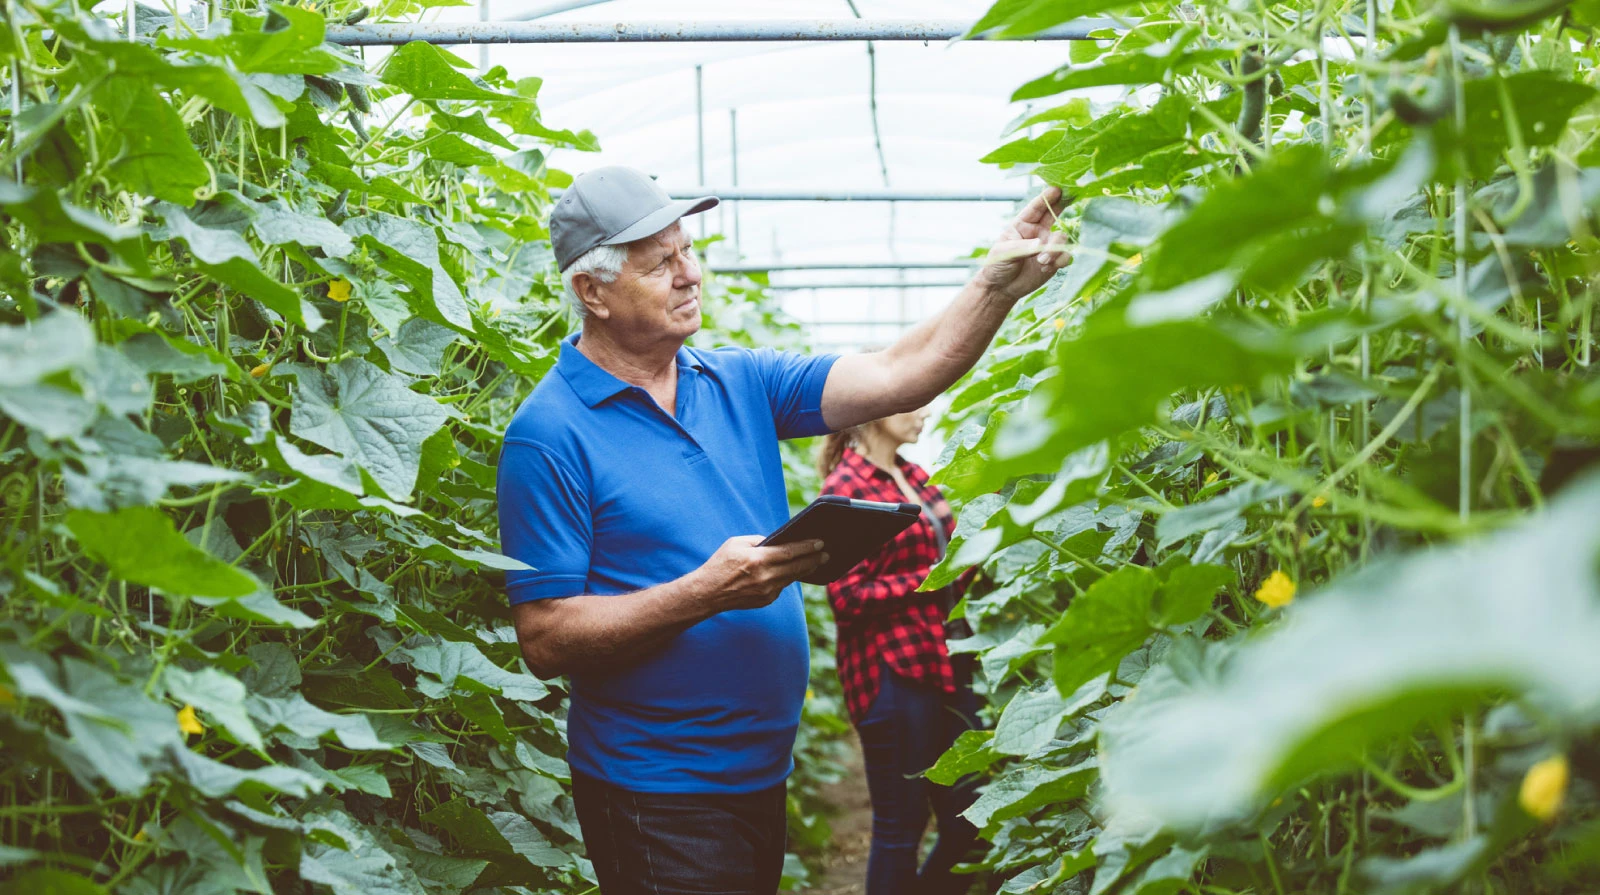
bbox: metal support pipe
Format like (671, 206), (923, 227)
(694, 65), (706, 242)
(552, 187), (1029, 201)
(478, 0), (490, 71)
(324, 18), (1113, 46)
(711, 261), (975, 272)
(729, 108), (740, 257)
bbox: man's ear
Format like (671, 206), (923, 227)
(570, 272), (612, 320)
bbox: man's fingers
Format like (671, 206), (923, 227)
(770, 551), (829, 582)
(1016, 186), (1065, 227)
(764, 539), (824, 561)
(991, 238), (1071, 266)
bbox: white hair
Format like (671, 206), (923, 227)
(560, 243), (630, 318)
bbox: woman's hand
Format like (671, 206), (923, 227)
(976, 186), (1072, 301)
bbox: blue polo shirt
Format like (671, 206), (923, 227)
(497, 335), (838, 793)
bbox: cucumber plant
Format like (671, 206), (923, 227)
(927, 0), (1600, 892)
(0, 1), (840, 891)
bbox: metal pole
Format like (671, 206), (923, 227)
(324, 18), (1114, 46)
(551, 187), (1030, 201)
(127, 0), (135, 39)
(478, 0), (490, 71)
(729, 108), (740, 258)
(695, 65), (706, 242)
(711, 261), (975, 272)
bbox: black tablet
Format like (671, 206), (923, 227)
(761, 494), (923, 585)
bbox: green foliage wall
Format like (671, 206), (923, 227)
(928, 0), (1600, 892)
(0, 2), (843, 892)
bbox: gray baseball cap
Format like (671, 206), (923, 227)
(550, 166), (718, 272)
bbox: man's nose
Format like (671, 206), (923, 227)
(675, 252), (702, 288)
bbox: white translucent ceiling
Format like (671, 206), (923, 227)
(422, 0), (1090, 352)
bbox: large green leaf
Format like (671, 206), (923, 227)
(967, 0), (1155, 39)
(164, 666), (264, 751)
(277, 359), (449, 501)
(430, 108), (518, 151)
(99, 79), (208, 204)
(155, 204), (321, 329)
(382, 43), (513, 102)
(962, 759), (1098, 830)
(925, 729), (1000, 785)
(396, 638), (548, 702)
(0, 312), (95, 388)
(1013, 35), (1227, 100)
(993, 674), (1107, 756)
(342, 214), (473, 329)
(8, 869), (107, 895)
(1039, 566), (1160, 695)
(300, 843), (419, 895)
(1099, 471), (1600, 834)
(421, 799), (570, 868)
(1155, 481), (1292, 548)
(0, 181), (141, 251)
(1435, 72), (1596, 180)
(971, 317), (1299, 494)
(246, 693), (395, 751)
(160, 4), (340, 75)
(66, 506), (260, 598)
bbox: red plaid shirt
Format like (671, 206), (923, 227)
(822, 447), (975, 724)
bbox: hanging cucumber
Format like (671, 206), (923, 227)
(346, 84), (372, 115)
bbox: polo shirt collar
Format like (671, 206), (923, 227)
(556, 333), (705, 408)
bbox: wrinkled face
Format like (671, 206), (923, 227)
(877, 406), (930, 448)
(585, 222), (703, 344)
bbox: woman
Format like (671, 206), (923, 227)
(818, 406), (983, 895)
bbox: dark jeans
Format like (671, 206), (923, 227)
(571, 771), (788, 895)
(856, 666), (984, 895)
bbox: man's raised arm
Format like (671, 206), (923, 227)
(820, 186), (1071, 431)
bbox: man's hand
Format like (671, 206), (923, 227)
(694, 536), (828, 612)
(976, 186), (1072, 301)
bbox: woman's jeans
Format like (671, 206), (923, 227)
(856, 666), (984, 895)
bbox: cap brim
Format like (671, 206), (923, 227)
(602, 196), (719, 247)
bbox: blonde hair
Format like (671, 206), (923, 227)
(817, 425), (865, 478)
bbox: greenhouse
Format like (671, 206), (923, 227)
(3, 0), (1600, 892)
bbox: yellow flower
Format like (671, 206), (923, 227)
(134, 827), (148, 843)
(1052, 318), (1065, 331)
(1204, 471), (1218, 485)
(328, 278), (352, 302)
(177, 704), (205, 737)
(805, 688), (815, 702)
(1255, 570), (1296, 608)
(1520, 755), (1569, 822)
(250, 363), (270, 378)
(1312, 495), (1327, 508)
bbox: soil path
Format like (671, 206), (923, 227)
(801, 741), (872, 895)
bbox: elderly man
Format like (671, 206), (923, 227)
(497, 166), (1066, 895)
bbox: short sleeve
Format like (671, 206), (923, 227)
(497, 440), (593, 604)
(750, 347), (839, 440)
